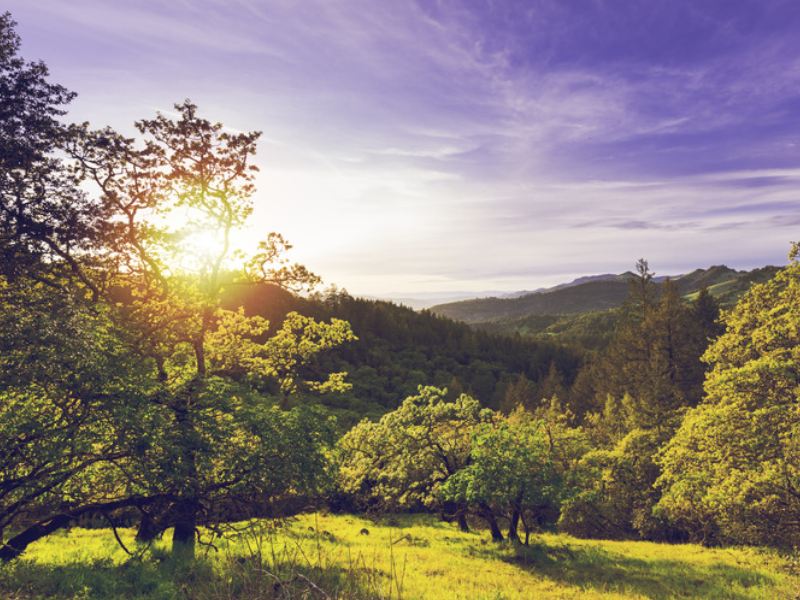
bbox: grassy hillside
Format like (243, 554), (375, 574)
(475, 310), (621, 352)
(685, 265), (781, 307)
(2, 514), (796, 600)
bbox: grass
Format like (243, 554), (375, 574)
(1, 513), (798, 600)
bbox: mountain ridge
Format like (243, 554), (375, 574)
(429, 264), (779, 324)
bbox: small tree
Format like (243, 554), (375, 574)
(499, 373), (537, 414)
(338, 387), (494, 533)
(439, 419), (563, 544)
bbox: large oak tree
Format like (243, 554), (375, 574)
(0, 15), (353, 561)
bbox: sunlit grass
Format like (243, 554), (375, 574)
(1, 513), (798, 599)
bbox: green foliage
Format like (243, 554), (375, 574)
(338, 387), (493, 513)
(233, 287), (586, 424)
(656, 258), (800, 547)
(439, 418), (565, 542)
(593, 276), (709, 430)
(0, 278), (151, 538)
(560, 263), (723, 541)
(0, 19), (353, 561)
(560, 428), (672, 541)
(0, 12), (110, 293)
(499, 373), (538, 414)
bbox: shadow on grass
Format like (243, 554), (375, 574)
(0, 556), (194, 600)
(488, 540), (779, 600)
(0, 552), (390, 600)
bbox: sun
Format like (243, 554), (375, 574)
(156, 222), (233, 275)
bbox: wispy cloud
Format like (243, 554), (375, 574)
(6, 0), (799, 293)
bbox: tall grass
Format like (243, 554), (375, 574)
(0, 513), (797, 599)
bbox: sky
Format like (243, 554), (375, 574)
(6, 0), (800, 297)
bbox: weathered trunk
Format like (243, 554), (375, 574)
(136, 511), (160, 543)
(0, 513), (73, 563)
(172, 379), (201, 560)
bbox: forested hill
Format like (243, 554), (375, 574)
(221, 284), (584, 426)
(430, 265), (780, 324)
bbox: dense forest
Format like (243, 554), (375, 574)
(223, 283), (584, 426)
(2, 10), (800, 580)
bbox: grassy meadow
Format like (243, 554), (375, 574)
(0, 513), (797, 600)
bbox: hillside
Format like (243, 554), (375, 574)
(221, 284), (585, 425)
(430, 275), (634, 323)
(431, 265), (781, 324)
(5, 513), (797, 600)
(430, 265), (782, 351)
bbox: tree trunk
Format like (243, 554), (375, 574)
(0, 495), (166, 562)
(171, 499), (197, 561)
(479, 503), (503, 542)
(507, 508), (521, 544)
(457, 512), (469, 533)
(521, 512), (531, 546)
(136, 511), (160, 543)
(172, 382), (200, 561)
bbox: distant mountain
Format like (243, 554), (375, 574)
(672, 265), (741, 293)
(430, 265), (781, 324)
(430, 278), (631, 323)
(369, 291), (511, 310)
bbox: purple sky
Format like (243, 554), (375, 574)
(6, 0), (800, 295)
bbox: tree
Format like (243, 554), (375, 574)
(690, 286), (724, 344)
(0, 15), (142, 559)
(0, 21), (354, 560)
(58, 102), (353, 560)
(561, 262), (719, 540)
(338, 387), (495, 534)
(439, 418), (564, 544)
(593, 277), (703, 433)
(0, 13), (109, 293)
(499, 372), (537, 414)
(621, 259), (659, 325)
(656, 253), (800, 547)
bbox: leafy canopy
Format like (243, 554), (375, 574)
(656, 251), (800, 547)
(0, 14), (354, 561)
